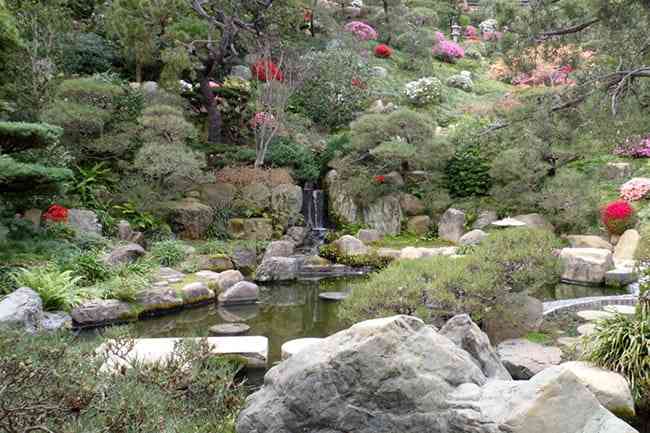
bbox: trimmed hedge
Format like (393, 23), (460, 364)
(0, 121), (63, 153)
(0, 155), (73, 193)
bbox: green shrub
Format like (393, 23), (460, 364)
(583, 306), (649, 408)
(291, 48), (371, 130)
(151, 240), (187, 267)
(540, 170), (600, 233)
(56, 77), (124, 109)
(0, 330), (246, 433)
(319, 244), (394, 269)
(140, 104), (197, 145)
(266, 137), (319, 183)
(42, 100), (112, 139)
(98, 274), (147, 302)
(0, 155), (74, 193)
(0, 121), (63, 153)
(11, 266), (85, 311)
(445, 143), (492, 197)
(132, 142), (207, 191)
(59, 250), (111, 286)
(60, 32), (116, 75)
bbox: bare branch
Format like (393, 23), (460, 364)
(537, 18), (600, 41)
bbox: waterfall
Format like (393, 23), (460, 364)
(302, 185), (328, 254)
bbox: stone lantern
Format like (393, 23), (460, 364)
(451, 22), (462, 42)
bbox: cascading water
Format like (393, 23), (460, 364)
(302, 184), (328, 253)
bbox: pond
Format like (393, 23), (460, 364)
(129, 277), (356, 366)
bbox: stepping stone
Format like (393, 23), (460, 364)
(577, 310), (615, 321)
(603, 305), (636, 316)
(281, 338), (323, 360)
(577, 323), (597, 337)
(319, 292), (349, 302)
(209, 323), (251, 336)
(605, 268), (638, 287)
(98, 336), (268, 370)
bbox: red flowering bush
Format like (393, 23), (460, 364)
(251, 60), (284, 82)
(42, 204), (69, 223)
(601, 200), (636, 235)
(351, 78), (367, 89)
(374, 44), (393, 58)
(374, 175), (385, 184)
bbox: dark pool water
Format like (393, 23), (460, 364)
(130, 277), (356, 366)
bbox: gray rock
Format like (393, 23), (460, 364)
(565, 235), (613, 251)
(162, 198), (214, 240)
(271, 184), (303, 227)
(195, 254), (234, 272)
(0, 287), (43, 333)
(447, 73), (473, 91)
(227, 218), (273, 241)
(371, 66), (388, 78)
(560, 248), (615, 285)
(231, 65), (252, 81)
(214, 270), (245, 291)
(117, 220), (145, 246)
(399, 193), (425, 216)
(285, 226), (308, 246)
(281, 337), (323, 360)
(332, 235), (369, 256)
(491, 217), (527, 228)
(241, 183), (271, 211)
(141, 81), (158, 95)
(513, 213), (554, 231)
(483, 294), (543, 344)
(255, 257), (299, 282)
(179, 282), (214, 304)
(459, 229), (487, 246)
(67, 209), (102, 236)
(472, 210), (498, 229)
(104, 243), (145, 266)
(209, 322), (251, 336)
(218, 281), (259, 305)
(232, 244), (258, 274)
(363, 194), (402, 235)
(439, 314), (512, 380)
(262, 240), (295, 262)
(602, 162), (632, 180)
(407, 215), (431, 236)
(613, 229), (640, 264)
(237, 315), (637, 433)
(41, 311), (72, 331)
(71, 299), (136, 327)
(605, 268), (638, 287)
(438, 208), (466, 243)
(325, 170), (359, 225)
(356, 228), (381, 244)
(318, 292), (348, 302)
(136, 288), (184, 313)
(497, 339), (562, 379)
(384, 171), (405, 187)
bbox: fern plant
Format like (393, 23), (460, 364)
(11, 266), (85, 311)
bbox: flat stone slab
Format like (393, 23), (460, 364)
(577, 323), (597, 337)
(605, 268), (638, 287)
(557, 336), (583, 349)
(281, 338), (323, 360)
(319, 292), (349, 302)
(577, 310), (616, 321)
(98, 336), (268, 370)
(603, 305), (637, 315)
(209, 323), (251, 336)
(497, 339), (562, 379)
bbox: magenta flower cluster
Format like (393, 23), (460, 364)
(614, 135), (650, 158)
(344, 21), (378, 41)
(464, 25), (478, 39)
(432, 39), (465, 63)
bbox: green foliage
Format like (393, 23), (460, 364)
(0, 154), (73, 193)
(71, 162), (114, 207)
(339, 228), (561, 325)
(319, 244), (394, 269)
(583, 306), (649, 407)
(59, 250), (111, 286)
(266, 137), (319, 183)
(151, 240), (187, 267)
(42, 100), (112, 140)
(133, 142), (206, 191)
(540, 170), (600, 234)
(59, 32), (116, 75)
(97, 273), (148, 302)
(445, 144), (492, 197)
(291, 48), (371, 130)
(0, 330), (246, 433)
(0, 121), (63, 153)
(56, 77), (124, 109)
(112, 201), (160, 232)
(11, 266), (84, 311)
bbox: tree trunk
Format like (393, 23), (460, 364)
(136, 60), (143, 83)
(200, 78), (222, 143)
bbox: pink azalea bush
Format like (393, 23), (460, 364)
(614, 135), (650, 158)
(432, 39), (465, 63)
(511, 64), (574, 87)
(344, 21), (378, 41)
(620, 178), (650, 201)
(482, 31), (503, 42)
(464, 25), (479, 40)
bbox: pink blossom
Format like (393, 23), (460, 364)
(432, 40), (465, 63)
(464, 25), (478, 39)
(250, 112), (276, 128)
(344, 21), (378, 41)
(614, 135), (650, 158)
(482, 31), (503, 42)
(620, 178), (650, 201)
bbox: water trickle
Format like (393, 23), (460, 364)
(302, 185), (329, 253)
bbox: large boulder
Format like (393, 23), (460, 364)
(483, 294), (543, 344)
(227, 218), (273, 241)
(560, 248), (615, 285)
(241, 183), (271, 211)
(0, 287), (43, 333)
(136, 288), (184, 314)
(613, 229), (640, 265)
(497, 339), (562, 379)
(325, 170), (359, 225)
(262, 240), (295, 262)
(512, 213), (554, 231)
(534, 362), (635, 418)
(438, 208), (465, 243)
(362, 194), (402, 235)
(332, 235), (369, 256)
(67, 208), (103, 236)
(407, 215), (431, 236)
(213, 270), (245, 291)
(271, 184), (303, 228)
(602, 162), (632, 180)
(399, 193), (425, 216)
(218, 281), (259, 305)
(236, 315), (637, 433)
(255, 257), (299, 282)
(104, 243), (145, 266)
(459, 229), (487, 246)
(195, 255), (234, 272)
(472, 210), (498, 230)
(162, 198), (214, 240)
(440, 314), (512, 380)
(285, 226), (308, 246)
(565, 235), (614, 251)
(232, 244), (258, 274)
(356, 228), (382, 244)
(71, 299), (137, 327)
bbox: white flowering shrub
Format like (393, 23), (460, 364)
(404, 77), (443, 106)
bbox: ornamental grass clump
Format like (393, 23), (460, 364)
(344, 21), (378, 41)
(601, 200), (636, 235)
(404, 77), (443, 106)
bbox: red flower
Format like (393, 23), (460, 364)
(601, 200), (635, 235)
(251, 60), (284, 82)
(351, 78), (367, 89)
(374, 175), (385, 184)
(374, 44), (393, 58)
(43, 204), (69, 223)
